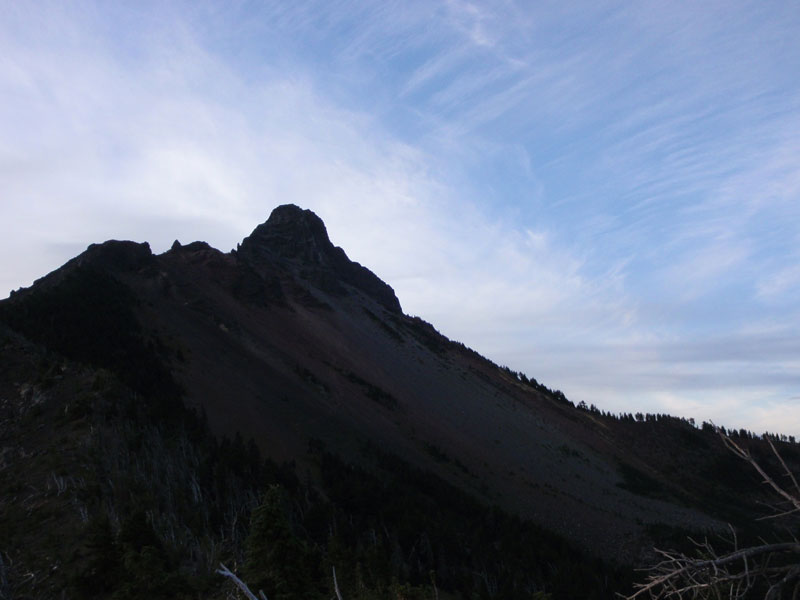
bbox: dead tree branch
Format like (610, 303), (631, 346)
(722, 435), (800, 516)
(627, 430), (800, 599)
(216, 563), (267, 600)
(217, 562), (347, 600)
(333, 565), (344, 600)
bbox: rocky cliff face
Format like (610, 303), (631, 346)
(238, 204), (402, 312)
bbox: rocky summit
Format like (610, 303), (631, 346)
(239, 204), (402, 312)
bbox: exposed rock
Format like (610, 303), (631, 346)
(180, 241), (212, 252)
(232, 261), (286, 307)
(76, 240), (154, 272)
(239, 204), (401, 312)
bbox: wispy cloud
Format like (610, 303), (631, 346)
(1, 0), (799, 435)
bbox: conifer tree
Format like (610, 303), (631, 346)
(243, 485), (320, 599)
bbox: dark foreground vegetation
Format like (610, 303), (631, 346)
(0, 331), (629, 599)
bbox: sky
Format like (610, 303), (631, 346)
(2, 1), (799, 435)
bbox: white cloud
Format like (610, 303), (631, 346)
(758, 265), (800, 301)
(444, 0), (497, 48)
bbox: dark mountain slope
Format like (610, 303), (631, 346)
(0, 320), (631, 599)
(1, 204), (793, 598)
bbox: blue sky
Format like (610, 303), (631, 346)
(2, 1), (799, 434)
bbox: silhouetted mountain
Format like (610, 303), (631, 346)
(1, 205), (796, 599)
(239, 204), (401, 313)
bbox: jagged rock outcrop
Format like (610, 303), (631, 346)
(76, 240), (155, 272)
(238, 204), (401, 312)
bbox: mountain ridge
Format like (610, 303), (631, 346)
(1, 204), (795, 599)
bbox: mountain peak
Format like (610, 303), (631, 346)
(239, 204), (402, 313)
(239, 204), (335, 265)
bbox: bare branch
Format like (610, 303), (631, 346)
(769, 437), (800, 498)
(216, 563), (267, 600)
(627, 431), (800, 599)
(722, 434), (800, 513)
(332, 565), (344, 600)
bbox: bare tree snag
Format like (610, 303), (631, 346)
(216, 563), (268, 600)
(628, 431), (800, 599)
